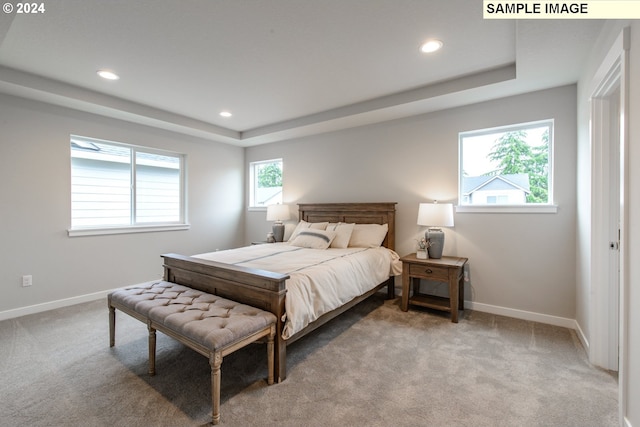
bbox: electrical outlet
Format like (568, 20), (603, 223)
(22, 275), (32, 287)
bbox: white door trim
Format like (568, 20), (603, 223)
(588, 26), (629, 424)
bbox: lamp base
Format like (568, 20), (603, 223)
(272, 222), (285, 242)
(426, 228), (445, 259)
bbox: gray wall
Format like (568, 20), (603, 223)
(0, 94), (245, 315)
(246, 85), (577, 321)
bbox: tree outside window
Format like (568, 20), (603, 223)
(250, 159), (283, 207)
(258, 162), (282, 188)
(459, 120), (553, 206)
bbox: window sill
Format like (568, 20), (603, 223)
(455, 205), (558, 214)
(68, 224), (190, 237)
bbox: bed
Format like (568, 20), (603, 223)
(161, 202), (399, 382)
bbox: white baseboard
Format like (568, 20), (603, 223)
(573, 317), (590, 352)
(0, 290), (110, 321)
(466, 300), (578, 330)
(466, 301), (594, 355)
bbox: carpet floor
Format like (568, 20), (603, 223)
(0, 293), (618, 426)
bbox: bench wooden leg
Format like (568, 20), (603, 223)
(148, 322), (156, 376)
(109, 305), (116, 347)
(267, 325), (275, 385)
(210, 352), (222, 425)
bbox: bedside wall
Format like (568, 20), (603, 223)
(245, 85), (577, 321)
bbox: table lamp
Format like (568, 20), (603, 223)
(417, 202), (454, 259)
(266, 204), (290, 242)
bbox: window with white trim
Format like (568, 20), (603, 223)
(459, 120), (553, 207)
(70, 135), (186, 232)
(249, 159), (283, 208)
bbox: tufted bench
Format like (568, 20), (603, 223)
(108, 280), (276, 425)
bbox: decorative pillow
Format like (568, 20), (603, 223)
(289, 229), (337, 249)
(325, 222), (355, 248)
(348, 223), (388, 248)
(287, 220), (328, 242)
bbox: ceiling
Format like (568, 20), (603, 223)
(0, 1), (604, 147)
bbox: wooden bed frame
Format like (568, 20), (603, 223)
(161, 202), (397, 382)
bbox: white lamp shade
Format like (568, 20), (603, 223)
(266, 204), (291, 222)
(417, 203), (454, 227)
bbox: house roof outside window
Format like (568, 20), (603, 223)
(462, 173), (531, 197)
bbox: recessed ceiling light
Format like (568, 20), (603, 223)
(420, 39), (443, 54)
(97, 70), (120, 80)
(219, 111), (232, 118)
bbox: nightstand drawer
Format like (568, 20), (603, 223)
(408, 264), (449, 281)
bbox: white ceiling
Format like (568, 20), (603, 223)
(0, 1), (604, 146)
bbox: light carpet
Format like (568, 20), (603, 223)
(0, 294), (618, 426)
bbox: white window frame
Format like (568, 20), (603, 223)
(249, 158), (283, 210)
(68, 135), (189, 236)
(457, 120), (557, 214)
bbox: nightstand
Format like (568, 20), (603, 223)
(400, 254), (468, 323)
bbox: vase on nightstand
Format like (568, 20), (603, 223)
(415, 237), (429, 259)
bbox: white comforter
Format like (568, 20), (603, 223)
(194, 243), (401, 339)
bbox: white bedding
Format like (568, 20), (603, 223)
(193, 243), (401, 339)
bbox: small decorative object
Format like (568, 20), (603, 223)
(266, 232), (276, 243)
(417, 201), (454, 259)
(266, 204), (291, 242)
(415, 237), (429, 259)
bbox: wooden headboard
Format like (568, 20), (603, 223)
(297, 202), (396, 250)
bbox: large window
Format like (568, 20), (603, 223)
(249, 159), (283, 208)
(459, 120), (554, 210)
(70, 135), (186, 235)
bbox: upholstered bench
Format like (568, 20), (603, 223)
(108, 280), (276, 425)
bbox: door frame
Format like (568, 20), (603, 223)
(589, 27), (629, 422)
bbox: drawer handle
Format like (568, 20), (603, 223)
(425, 269), (433, 274)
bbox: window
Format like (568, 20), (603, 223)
(459, 120), (554, 211)
(249, 159), (283, 208)
(70, 135), (187, 235)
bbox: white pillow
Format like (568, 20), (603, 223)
(283, 222), (297, 241)
(289, 229), (337, 249)
(348, 223), (388, 248)
(325, 222), (355, 248)
(287, 220), (328, 242)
